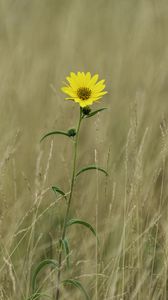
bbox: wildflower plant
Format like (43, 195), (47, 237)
(30, 72), (108, 300)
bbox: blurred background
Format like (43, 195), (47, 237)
(1, 0), (168, 299)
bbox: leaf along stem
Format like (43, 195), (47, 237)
(55, 107), (83, 300)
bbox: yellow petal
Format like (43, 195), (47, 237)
(92, 84), (106, 93)
(93, 80), (105, 89)
(61, 87), (76, 98)
(66, 76), (79, 90)
(74, 72), (83, 86)
(92, 91), (107, 97)
(85, 72), (91, 86)
(88, 74), (99, 87)
(70, 72), (77, 80)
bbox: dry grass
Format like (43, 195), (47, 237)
(1, 0), (168, 299)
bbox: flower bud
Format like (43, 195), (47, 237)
(82, 106), (91, 115)
(67, 128), (76, 137)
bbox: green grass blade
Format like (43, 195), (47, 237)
(60, 238), (70, 268)
(85, 107), (107, 118)
(76, 165), (108, 177)
(32, 259), (58, 292)
(40, 130), (70, 142)
(62, 279), (90, 300)
(27, 292), (52, 300)
(66, 218), (97, 239)
(52, 186), (67, 200)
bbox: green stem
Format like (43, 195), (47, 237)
(55, 108), (83, 300)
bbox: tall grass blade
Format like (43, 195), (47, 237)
(32, 259), (58, 292)
(66, 218), (97, 240)
(62, 279), (90, 300)
(76, 165), (108, 177)
(27, 292), (52, 300)
(52, 186), (67, 200)
(60, 238), (70, 268)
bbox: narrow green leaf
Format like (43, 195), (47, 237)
(52, 186), (67, 200)
(60, 238), (70, 268)
(32, 259), (58, 292)
(40, 130), (70, 142)
(27, 292), (52, 300)
(62, 279), (90, 300)
(85, 107), (107, 118)
(76, 165), (108, 177)
(66, 218), (97, 239)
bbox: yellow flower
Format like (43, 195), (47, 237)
(61, 72), (107, 107)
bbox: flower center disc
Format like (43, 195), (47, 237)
(77, 87), (91, 100)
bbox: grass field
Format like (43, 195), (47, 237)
(1, 1), (168, 299)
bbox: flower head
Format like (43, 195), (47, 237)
(61, 72), (107, 107)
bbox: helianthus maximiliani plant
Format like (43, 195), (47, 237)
(29, 72), (108, 300)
